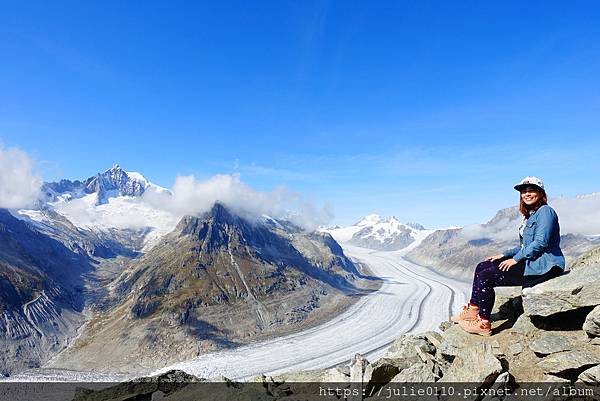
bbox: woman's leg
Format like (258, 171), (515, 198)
(470, 261), (492, 307)
(472, 261), (525, 320)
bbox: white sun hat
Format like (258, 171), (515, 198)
(514, 176), (545, 191)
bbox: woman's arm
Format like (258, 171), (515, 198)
(512, 206), (556, 262)
(502, 247), (520, 258)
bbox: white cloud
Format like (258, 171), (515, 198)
(142, 174), (333, 231)
(552, 193), (600, 236)
(0, 145), (42, 208)
(460, 216), (520, 242)
(51, 173), (333, 233)
(459, 193), (600, 241)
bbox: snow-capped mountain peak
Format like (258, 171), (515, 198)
(325, 213), (428, 251)
(40, 164), (169, 206)
(20, 165), (179, 252)
(356, 214), (382, 226)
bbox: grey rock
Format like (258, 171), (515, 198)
(390, 363), (438, 383)
(578, 364), (600, 385)
(348, 353), (372, 401)
(272, 369), (326, 383)
(571, 246), (600, 269)
(273, 366), (348, 383)
(490, 340), (503, 357)
(509, 343), (523, 356)
(322, 367), (350, 382)
(437, 324), (483, 358)
(440, 343), (502, 383)
(385, 334), (435, 360)
(529, 334), (573, 356)
(537, 351), (600, 374)
(522, 263), (600, 317)
(423, 331), (443, 348)
(349, 353), (372, 383)
(583, 305), (600, 337)
(510, 314), (536, 335)
(439, 321), (453, 332)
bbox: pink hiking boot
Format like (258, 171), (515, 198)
(450, 304), (479, 323)
(458, 315), (492, 336)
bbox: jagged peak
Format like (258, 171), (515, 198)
(405, 222), (426, 230)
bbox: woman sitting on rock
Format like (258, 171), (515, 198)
(452, 176), (565, 336)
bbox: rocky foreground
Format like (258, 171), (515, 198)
(60, 262), (600, 400)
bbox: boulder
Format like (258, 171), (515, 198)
(510, 314), (536, 336)
(349, 353), (372, 383)
(437, 324), (497, 359)
(583, 305), (600, 337)
(322, 367), (350, 382)
(522, 264), (600, 317)
(385, 334), (435, 360)
(528, 334), (573, 356)
(348, 354), (372, 401)
(439, 321), (453, 332)
(578, 364), (600, 385)
(537, 351), (600, 375)
(439, 343), (502, 383)
(423, 331), (443, 348)
(509, 343), (523, 356)
(390, 363), (438, 383)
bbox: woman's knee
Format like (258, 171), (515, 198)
(475, 260), (495, 273)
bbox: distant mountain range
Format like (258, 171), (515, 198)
(325, 214), (428, 251)
(1, 165), (367, 375)
(2, 164), (599, 375)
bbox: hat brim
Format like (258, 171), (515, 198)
(514, 184), (544, 192)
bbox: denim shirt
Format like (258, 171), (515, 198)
(503, 204), (566, 276)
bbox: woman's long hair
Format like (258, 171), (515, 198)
(519, 188), (548, 218)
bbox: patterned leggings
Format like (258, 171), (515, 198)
(469, 259), (563, 320)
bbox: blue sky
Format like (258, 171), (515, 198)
(1, 1), (600, 228)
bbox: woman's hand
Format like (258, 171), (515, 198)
(486, 254), (505, 262)
(498, 258), (518, 271)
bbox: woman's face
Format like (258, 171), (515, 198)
(520, 186), (542, 206)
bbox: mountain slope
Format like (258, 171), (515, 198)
(0, 209), (90, 375)
(48, 203), (370, 373)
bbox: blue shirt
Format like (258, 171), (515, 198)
(503, 204), (566, 276)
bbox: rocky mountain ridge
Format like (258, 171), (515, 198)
(45, 203), (372, 373)
(41, 164), (158, 205)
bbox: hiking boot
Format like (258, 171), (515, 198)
(458, 315), (492, 336)
(450, 304), (479, 323)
